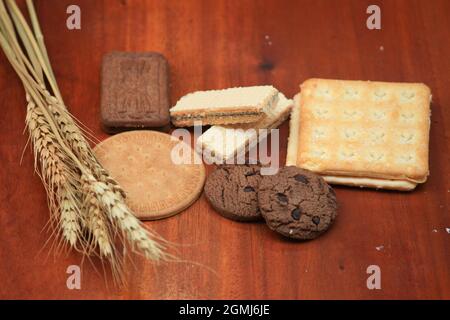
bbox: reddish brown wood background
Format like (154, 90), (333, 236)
(0, 0), (449, 299)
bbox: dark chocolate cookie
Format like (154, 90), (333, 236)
(204, 165), (263, 221)
(258, 166), (337, 240)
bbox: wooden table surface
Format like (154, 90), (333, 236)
(0, 0), (449, 300)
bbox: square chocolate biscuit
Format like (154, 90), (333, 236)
(101, 52), (170, 131)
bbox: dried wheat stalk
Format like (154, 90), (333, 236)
(0, 0), (169, 284)
(26, 97), (84, 250)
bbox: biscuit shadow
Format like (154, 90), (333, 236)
(331, 184), (424, 195)
(101, 123), (172, 135)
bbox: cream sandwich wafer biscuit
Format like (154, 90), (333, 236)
(197, 92), (293, 163)
(170, 85), (279, 127)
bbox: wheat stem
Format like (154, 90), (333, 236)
(5, 0), (61, 101)
(0, 0), (44, 82)
(25, 0), (59, 99)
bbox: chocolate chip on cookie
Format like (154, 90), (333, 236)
(204, 164), (263, 222)
(258, 166), (337, 240)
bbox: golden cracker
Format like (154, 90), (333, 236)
(287, 78), (431, 190)
(94, 131), (205, 220)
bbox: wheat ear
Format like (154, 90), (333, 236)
(58, 187), (81, 249)
(82, 174), (167, 261)
(26, 96), (84, 251)
(43, 91), (127, 199)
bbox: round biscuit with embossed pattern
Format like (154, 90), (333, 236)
(94, 130), (205, 220)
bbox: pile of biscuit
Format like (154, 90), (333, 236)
(97, 51), (432, 240)
(171, 85), (294, 163)
(177, 79), (430, 240)
(205, 165), (338, 240)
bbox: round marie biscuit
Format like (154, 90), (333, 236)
(258, 166), (338, 240)
(204, 165), (263, 222)
(94, 131), (205, 220)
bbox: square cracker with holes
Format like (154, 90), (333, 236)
(286, 78), (431, 191)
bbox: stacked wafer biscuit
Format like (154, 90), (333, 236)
(170, 86), (294, 163)
(170, 79), (432, 191)
(287, 78), (432, 191)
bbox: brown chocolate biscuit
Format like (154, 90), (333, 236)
(204, 165), (263, 222)
(258, 166), (337, 240)
(101, 52), (170, 132)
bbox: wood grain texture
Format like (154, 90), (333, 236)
(0, 0), (449, 299)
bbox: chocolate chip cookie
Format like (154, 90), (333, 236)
(204, 165), (263, 221)
(258, 166), (337, 240)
